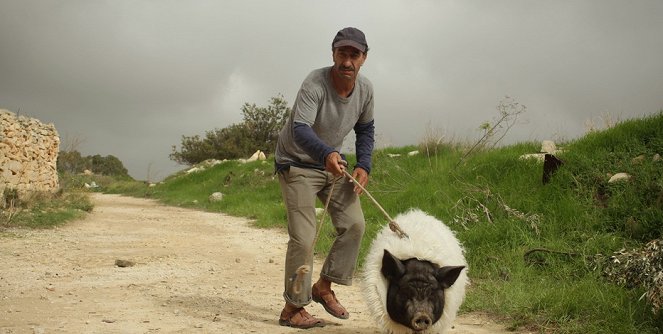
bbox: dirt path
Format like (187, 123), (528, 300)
(0, 194), (522, 334)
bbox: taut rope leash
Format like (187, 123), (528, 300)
(340, 169), (409, 239)
(291, 163), (409, 295)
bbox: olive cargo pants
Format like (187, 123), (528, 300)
(278, 166), (366, 307)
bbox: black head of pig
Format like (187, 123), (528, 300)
(381, 249), (465, 332)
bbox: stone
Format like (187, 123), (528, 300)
(0, 109), (59, 204)
(208, 192), (224, 202)
(247, 150), (267, 162)
(608, 173), (632, 183)
(540, 140), (557, 154)
(114, 259), (135, 267)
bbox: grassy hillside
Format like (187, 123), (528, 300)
(106, 112), (663, 333)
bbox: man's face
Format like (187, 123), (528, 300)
(332, 46), (367, 81)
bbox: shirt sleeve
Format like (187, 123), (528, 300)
(354, 120), (375, 174)
(293, 122), (337, 164)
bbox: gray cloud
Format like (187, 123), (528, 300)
(2, 0), (662, 180)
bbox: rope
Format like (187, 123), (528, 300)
(341, 170), (409, 239)
(290, 165), (410, 295)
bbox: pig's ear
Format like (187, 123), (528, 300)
(381, 249), (406, 280)
(436, 266), (465, 289)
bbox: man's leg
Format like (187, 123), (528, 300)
(312, 175), (365, 319)
(278, 167), (328, 328)
(320, 175), (365, 284)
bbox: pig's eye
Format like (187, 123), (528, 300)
(409, 279), (433, 289)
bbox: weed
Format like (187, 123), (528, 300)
(457, 96), (527, 166)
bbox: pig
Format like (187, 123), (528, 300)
(363, 209), (468, 334)
(382, 249), (465, 332)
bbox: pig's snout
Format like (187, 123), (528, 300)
(411, 312), (433, 331)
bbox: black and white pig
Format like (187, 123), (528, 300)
(363, 209), (468, 334)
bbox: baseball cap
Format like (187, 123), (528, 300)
(332, 27), (369, 53)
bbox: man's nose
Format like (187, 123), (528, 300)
(342, 58), (353, 67)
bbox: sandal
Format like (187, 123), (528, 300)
(312, 283), (350, 319)
(279, 307), (325, 329)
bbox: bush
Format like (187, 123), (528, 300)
(170, 95), (290, 165)
(57, 151), (131, 178)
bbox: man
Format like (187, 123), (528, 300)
(274, 27), (375, 329)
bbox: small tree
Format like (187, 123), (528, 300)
(57, 150), (87, 174)
(169, 134), (215, 165)
(170, 95), (291, 165)
(89, 154), (130, 177)
(241, 94), (290, 153)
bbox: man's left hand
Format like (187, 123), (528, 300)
(351, 167), (369, 195)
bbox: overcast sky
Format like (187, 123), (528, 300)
(1, 1), (662, 180)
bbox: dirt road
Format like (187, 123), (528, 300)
(0, 194), (520, 334)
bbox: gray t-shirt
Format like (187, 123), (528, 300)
(275, 66), (374, 169)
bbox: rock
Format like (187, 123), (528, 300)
(84, 181), (99, 189)
(186, 167), (203, 174)
(114, 259), (135, 267)
(519, 153), (546, 162)
(654, 154), (661, 162)
(540, 140), (557, 154)
(632, 155), (646, 164)
(520, 140), (565, 162)
(407, 150), (419, 156)
(608, 173), (632, 183)
(0, 109), (59, 205)
(208, 192), (224, 202)
(247, 150), (267, 162)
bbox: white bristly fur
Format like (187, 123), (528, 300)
(362, 208), (469, 334)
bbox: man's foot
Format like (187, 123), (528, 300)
(312, 282), (350, 319)
(279, 306), (326, 329)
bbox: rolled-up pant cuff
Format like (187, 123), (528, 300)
(320, 272), (353, 286)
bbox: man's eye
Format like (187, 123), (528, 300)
(337, 51), (361, 59)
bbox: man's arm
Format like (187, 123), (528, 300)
(351, 120), (374, 194)
(354, 120), (375, 174)
(293, 121), (339, 168)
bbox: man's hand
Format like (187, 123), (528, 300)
(351, 167), (369, 195)
(324, 151), (346, 176)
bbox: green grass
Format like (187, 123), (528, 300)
(1, 191), (93, 229)
(103, 111), (662, 333)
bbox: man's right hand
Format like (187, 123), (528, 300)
(324, 151), (345, 176)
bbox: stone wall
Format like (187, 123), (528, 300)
(0, 109), (60, 205)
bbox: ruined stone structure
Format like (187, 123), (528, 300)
(0, 109), (60, 205)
